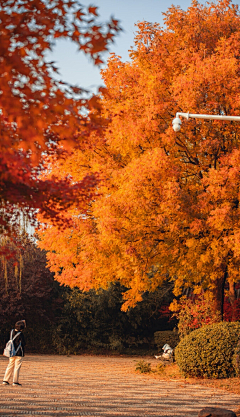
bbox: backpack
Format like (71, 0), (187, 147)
(3, 330), (21, 358)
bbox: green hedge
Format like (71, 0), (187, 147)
(175, 321), (240, 379)
(154, 330), (179, 351)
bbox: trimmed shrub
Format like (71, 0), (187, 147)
(175, 321), (240, 379)
(154, 330), (179, 351)
(233, 339), (240, 376)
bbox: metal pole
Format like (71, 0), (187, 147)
(172, 112), (240, 132)
(176, 112), (240, 122)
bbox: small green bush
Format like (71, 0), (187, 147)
(154, 330), (179, 351)
(175, 321), (240, 379)
(135, 360), (152, 373)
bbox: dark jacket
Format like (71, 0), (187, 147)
(10, 329), (26, 357)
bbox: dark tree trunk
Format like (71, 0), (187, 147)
(213, 269), (228, 320)
(228, 279), (237, 321)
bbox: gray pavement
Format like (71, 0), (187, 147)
(0, 355), (239, 417)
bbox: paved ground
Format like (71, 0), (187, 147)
(0, 355), (240, 417)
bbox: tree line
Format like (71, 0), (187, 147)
(0, 237), (175, 353)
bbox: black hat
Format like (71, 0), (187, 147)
(15, 320), (26, 331)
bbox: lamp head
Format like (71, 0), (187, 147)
(172, 116), (181, 132)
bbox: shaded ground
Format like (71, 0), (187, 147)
(0, 355), (239, 417)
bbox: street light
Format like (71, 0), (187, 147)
(172, 112), (240, 132)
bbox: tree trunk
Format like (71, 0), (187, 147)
(228, 279), (236, 321)
(212, 270), (228, 321)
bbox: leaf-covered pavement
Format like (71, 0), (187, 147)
(0, 355), (239, 417)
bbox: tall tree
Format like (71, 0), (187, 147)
(38, 0), (240, 318)
(0, 0), (120, 252)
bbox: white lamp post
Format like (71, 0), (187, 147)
(172, 112), (240, 132)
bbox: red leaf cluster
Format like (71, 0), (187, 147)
(0, 0), (120, 244)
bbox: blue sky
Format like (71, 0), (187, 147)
(48, 0), (240, 94)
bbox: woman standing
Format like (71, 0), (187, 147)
(2, 320), (26, 386)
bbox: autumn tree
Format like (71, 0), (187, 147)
(38, 0), (240, 319)
(0, 0), (120, 252)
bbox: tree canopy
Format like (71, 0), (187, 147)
(0, 0), (120, 252)
(38, 0), (240, 316)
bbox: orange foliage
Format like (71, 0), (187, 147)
(0, 0), (120, 250)
(39, 0), (240, 314)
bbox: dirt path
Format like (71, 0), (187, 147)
(0, 355), (239, 417)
